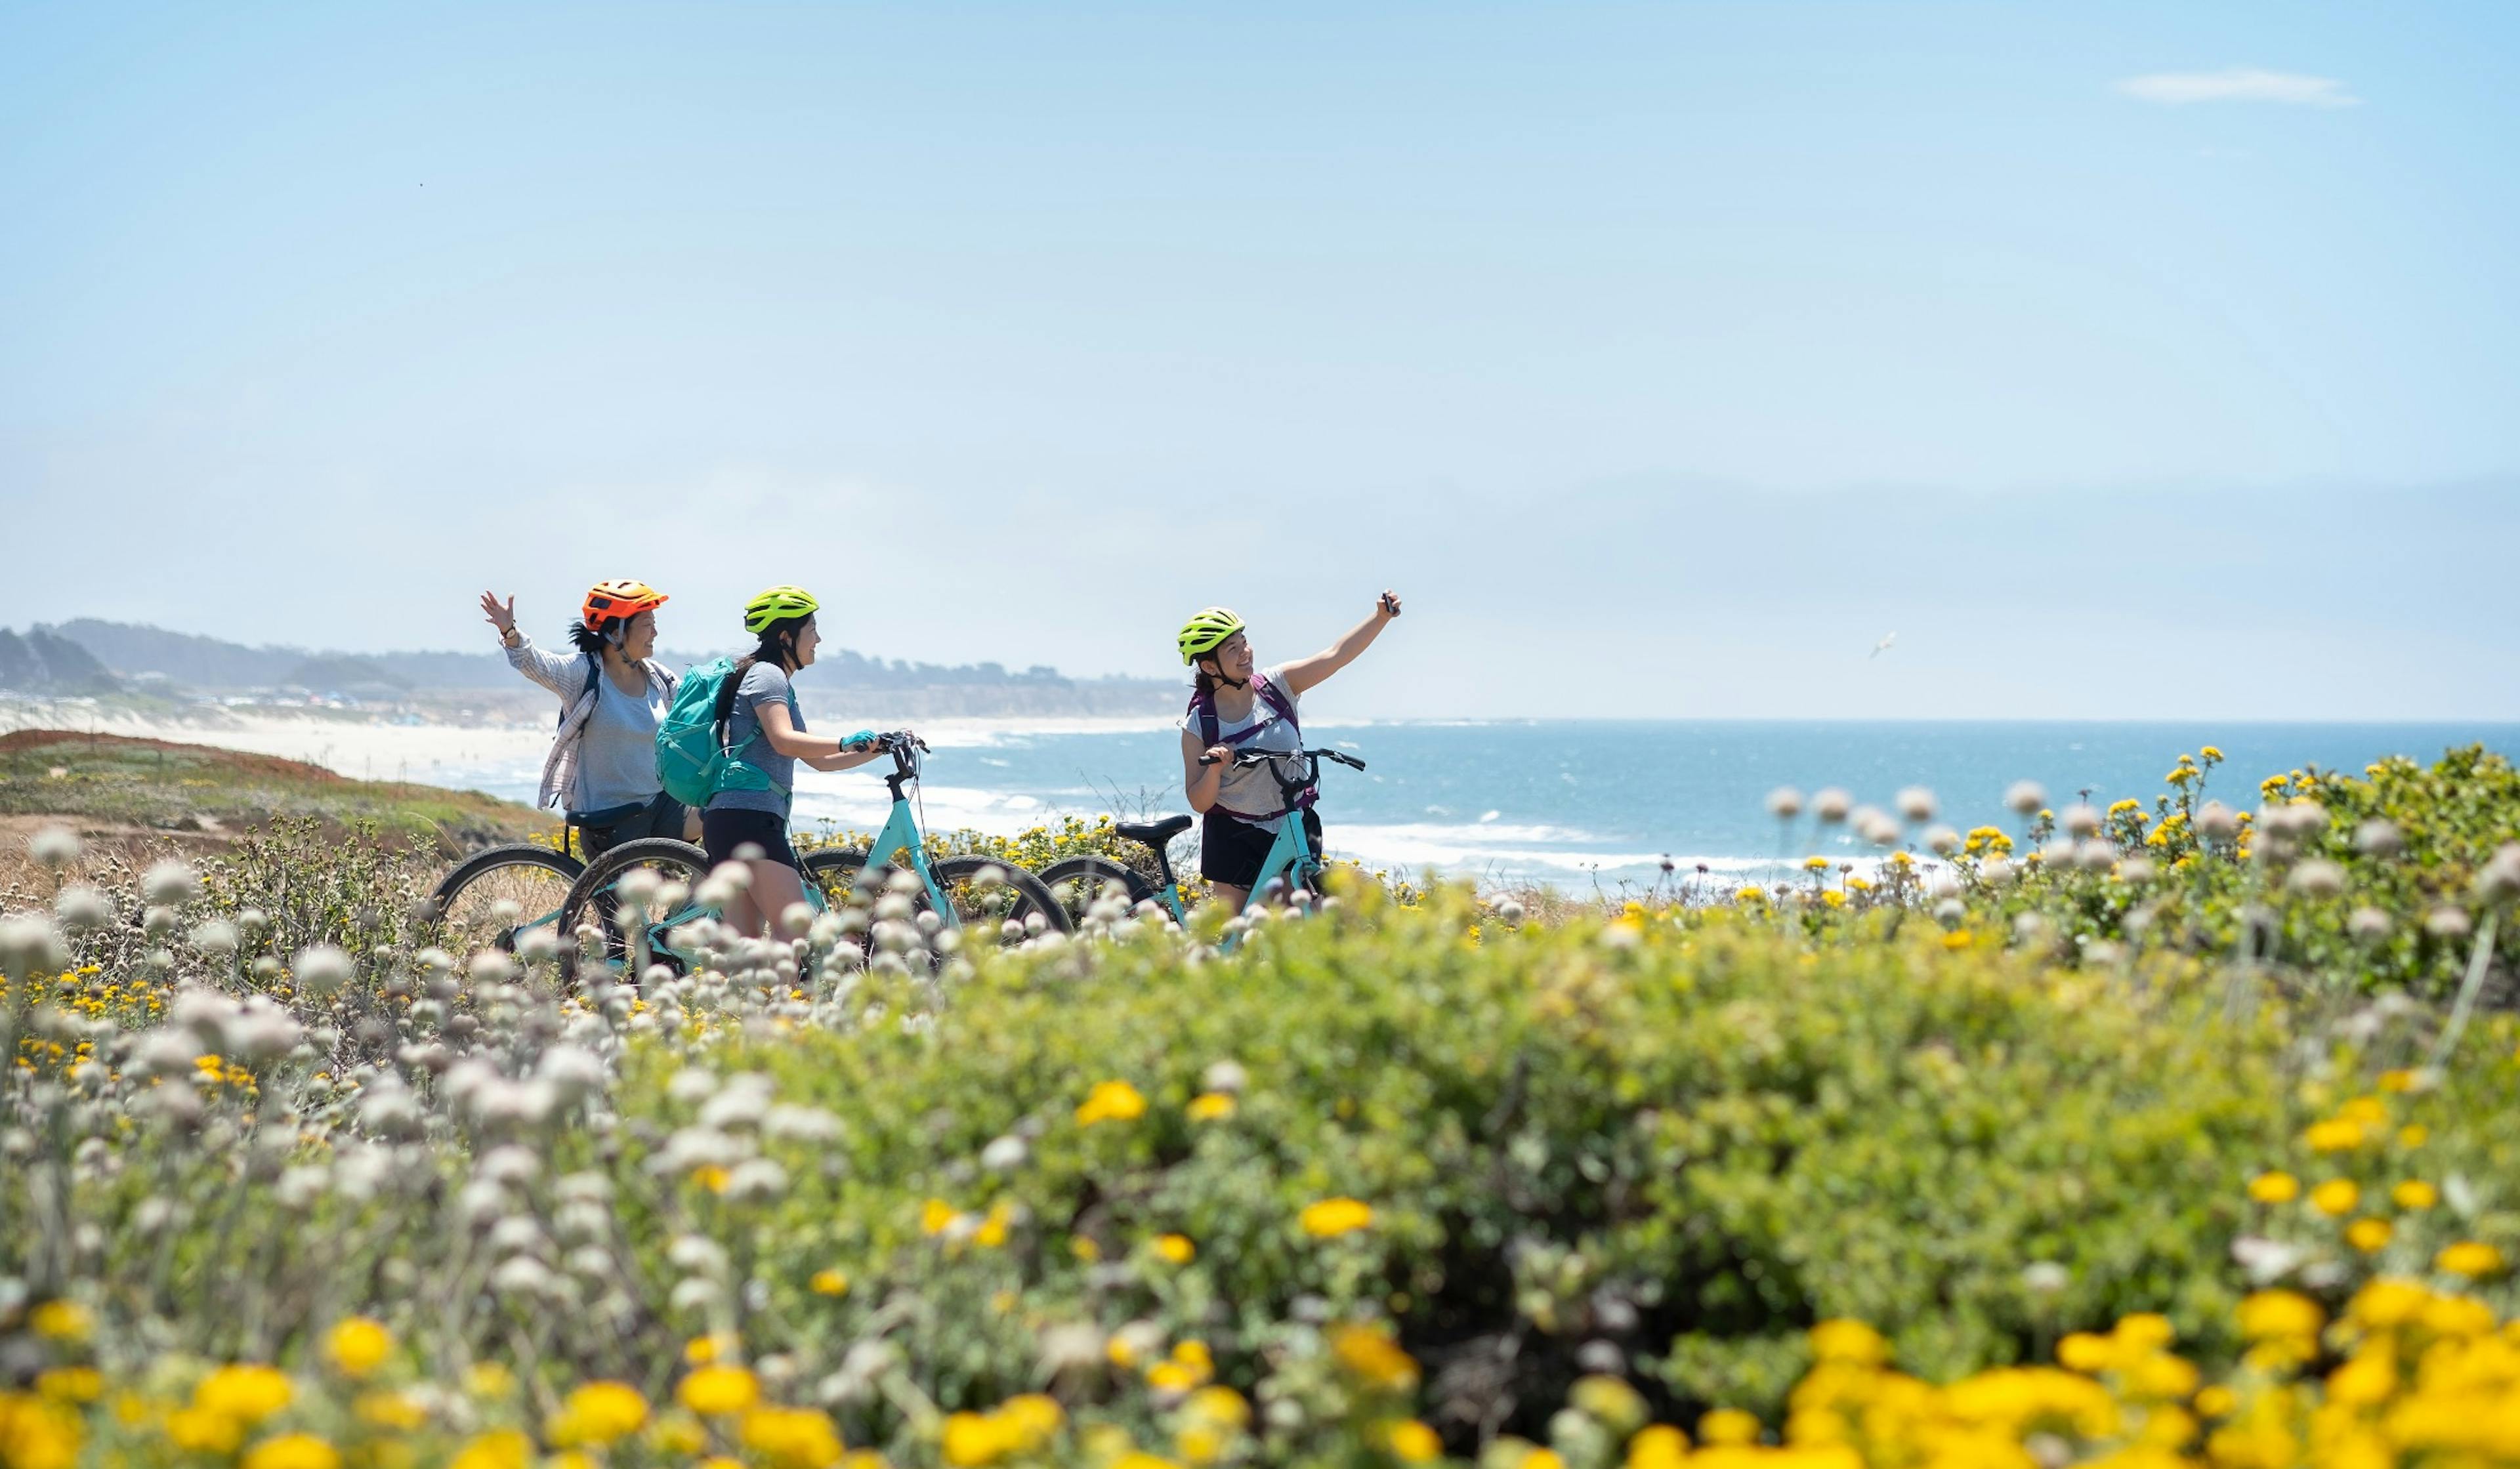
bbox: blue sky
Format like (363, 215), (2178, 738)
(4, 2), (2515, 718)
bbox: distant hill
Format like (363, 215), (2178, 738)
(9, 619), (1177, 715)
(0, 628), (119, 694)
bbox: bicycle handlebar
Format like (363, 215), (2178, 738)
(1199, 746), (1368, 773)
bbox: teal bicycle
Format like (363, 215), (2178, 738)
(1040, 745), (1365, 944)
(554, 733), (1070, 971)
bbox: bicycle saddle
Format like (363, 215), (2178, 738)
(1116, 815), (1193, 846)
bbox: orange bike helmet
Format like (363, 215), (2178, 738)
(582, 579), (668, 630)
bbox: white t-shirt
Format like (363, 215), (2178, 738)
(1181, 665), (1304, 825)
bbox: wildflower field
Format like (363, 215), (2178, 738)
(3, 744), (2519, 1469)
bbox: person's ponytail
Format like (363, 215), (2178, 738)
(713, 623), (803, 740)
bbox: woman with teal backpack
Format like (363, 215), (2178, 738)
(700, 585), (895, 938)
(1177, 592), (1401, 911)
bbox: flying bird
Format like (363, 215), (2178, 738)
(1870, 632), (1898, 659)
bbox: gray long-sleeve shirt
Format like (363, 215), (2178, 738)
(504, 634), (677, 812)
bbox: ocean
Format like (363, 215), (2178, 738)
(419, 718), (2518, 892)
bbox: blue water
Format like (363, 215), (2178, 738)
(435, 719), (2517, 890)
(800, 720), (2519, 891)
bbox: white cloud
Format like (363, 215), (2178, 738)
(2117, 68), (2359, 108)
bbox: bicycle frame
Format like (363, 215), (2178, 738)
(1213, 745), (1362, 952)
(851, 746), (957, 925)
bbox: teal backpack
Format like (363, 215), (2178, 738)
(655, 657), (781, 807)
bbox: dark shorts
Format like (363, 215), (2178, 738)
(1200, 807), (1322, 890)
(701, 808), (799, 871)
(572, 793), (688, 862)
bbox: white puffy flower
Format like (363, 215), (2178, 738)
(763, 1104), (843, 1142)
(275, 1166), (331, 1210)
(2288, 859), (2347, 900)
(537, 1045), (606, 1102)
(981, 1134), (1030, 1172)
(1811, 788), (1852, 823)
(27, 824), (81, 869)
(294, 944), (356, 997)
(476, 1144), (541, 1187)
(142, 859), (203, 907)
(490, 1256), (555, 1297)
(0, 915), (68, 979)
(665, 1067), (721, 1104)
(134, 1029), (205, 1077)
(1895, 787), (1937, 823)
(1765, 786), (1804, 819)
(2061, 805), (2101, 838)
(698, 1074), (774, 1131)
(2004, 781), (2047, 817)
(488, 1216), (548, 1256)
(188, 919), (241, 956)
(667, 1234), (730, 1274)
(668, 1277), (721, 1314)
(723, 1158), (789, 1203)
(54, 885), (110, 931)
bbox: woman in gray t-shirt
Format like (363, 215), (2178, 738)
(1177, 590), (1404, 912)
(701, 585), (902, 938)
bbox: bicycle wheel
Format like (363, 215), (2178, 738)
(1038, 855), (1156, 928)
(799, 849), (1073, 955)
(425, 845), (583, 955)
(558, 837), (713, 975)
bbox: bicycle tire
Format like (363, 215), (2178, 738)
(799, 848), (1074, 954)
(1038, 854), (1156, 925)
(557, 837), (713, 975)
(425, 844), (584, 954)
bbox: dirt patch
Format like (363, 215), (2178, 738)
(0, 729), (346, 783)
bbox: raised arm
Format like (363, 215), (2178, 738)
(482, 591), (580, 695)
(1276, 590), (1402, 697)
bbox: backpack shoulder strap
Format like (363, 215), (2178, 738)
(1253, 671), (1299, 735)
(713, 663), (746, 747)
(1186, 686), (1220, 747)
(559, 654), (602, 728)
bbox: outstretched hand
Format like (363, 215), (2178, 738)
(1375, 589), (1403, 620)
(479, 592), (517, 638)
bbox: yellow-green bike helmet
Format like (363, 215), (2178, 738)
(1178, 607), (1245, 665)
(744, 585), (820, 635)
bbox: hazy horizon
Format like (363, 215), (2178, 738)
(7, 4), (2516, 720)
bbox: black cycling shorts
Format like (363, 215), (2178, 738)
(701, 808), (799, 871)
(1200, 807), (1322, 889)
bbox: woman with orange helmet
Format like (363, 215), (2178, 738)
(480, 580), (690, 858)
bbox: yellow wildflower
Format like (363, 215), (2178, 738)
(2345, 1218), (2393, 1252)
(243, 1434), (340, 1469)
(353, 1392), (427, 1432)
(1699, 1409), (1761, 1446)
(1387, 1420), (1444, 1464)
(1328, 1323), (1420, 1390)
(1185, 1092), (1236, 1122)
(921, 1199), (959, 1235)
(27, 1302), (91, 1342)
(1184, 1387), (1249, 1428)
(33, 1369), (101, 1405)
(167, 1407), (247, 1454)
(2309, 1178), (2360, 1216)
(195, 1365), (293, 1425)
(740, 1405), (845, 1469)
(2247, 1172), (2300, 1204)
(811, 1269), (850, 1296)
(448, 1429), (532, 1469)
(1628, 1425), (1689, 1469)
(324, 1317), (392, 1378)
(1076, 1080), (1148, 1126)
(552, 1382), (648, 1447)
(2437, 1241), (2506, 1277)
(1807, 1319), (1885, 1366)
(677, 1365), (761, 1417)
(1154, 1233), (1196, 1265)
(2392, 1180), (2439, 1210)
(1300, 1197), (1374, 1238)
(2236, 1291), (2322, 1342)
